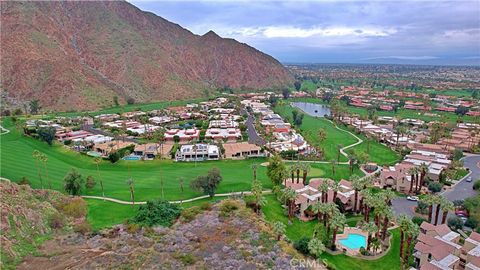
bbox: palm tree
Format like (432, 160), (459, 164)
(289, 165), (296, 184)
(394, 125), (406, 148)
(361, 189), (375, 222)
(350, 174), (363, 213)
(93, 157), (105, 200)
(281, 188), (297, 220)
(407, 167), (418, 194)
(251, 163), (258, 180)
(251, 179), (266, 214)
(362, 221), (378, 252)
(308, 238), (326, 258)
(324, 202), (338, 233)
(295, 162), (301, 183)
(404, 222), (419, 265)
(330, 159), (337, 176)
(319, 181), (330, 203)
(311, 201), (323, 221)
(440, 198), (455, 225)
(178, 177), (185, 204)
(347, 151), (357, 175)
(336, 144), (343, 162)
(420, 194), (435, 223)
(301, 163), (310, 185)
(418, 163), (429, 192)
(379, 205), (394, 241)
(317, 128), (327, 146)
(32, 150), (43, 188)
(192, 144), (198, 167)
(330, 212), (346, 249)
(272, 221), (286, 241)
(371, 238), (381, 255)
(331, 181), (341, 203)
(398, 214), (410, 263)
(126, 178), (135, 206)
(39, 153), (50, 189)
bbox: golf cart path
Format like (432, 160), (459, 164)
(83, 190), (273, 205)
(0, 125), (10, 135)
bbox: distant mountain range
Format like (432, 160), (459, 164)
(1, 1), (292, 111)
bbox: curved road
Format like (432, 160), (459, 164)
(392, 154), (480, 219)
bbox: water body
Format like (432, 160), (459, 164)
(291, 102), (331, 117)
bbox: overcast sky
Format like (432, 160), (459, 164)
(129, 1), (480, 65)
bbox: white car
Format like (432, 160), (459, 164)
(466, 177), (472, 182)
(407, 196), (419, 201)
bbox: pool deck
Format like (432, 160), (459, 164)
(336, 227), (368, 256)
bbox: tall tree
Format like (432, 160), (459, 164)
(418, 163), (429, 192)
(93, 157), (105, 200)
(281, 187), (297, 220)
(266, 154), (287, 186)
(251, 163), (258, 180)
(126, 178), (135, 206)
(39, 153), (50, 188)
(308, 238), (326, 258)
(251, 179), (266, 214)
(63, 169), (83, 196)
(441, 199), (454, 225)
(350, 174), (363, 213)
(330, 212), (346, 249)
(301, 163), (310, 185)
(32, 150), (43, 188)
(362, 221), (378, 252)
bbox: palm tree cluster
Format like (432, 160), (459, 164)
(288, 162), (311, 185)
(398, 214), (419, 268)
(419, 194), (455, 225)
(407, 163), (429, 194)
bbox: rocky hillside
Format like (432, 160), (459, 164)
(1, 1), (293, 111)
(0, 180), (87, 269)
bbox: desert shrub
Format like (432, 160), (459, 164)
(200, 201), (212, 211)
(126, 222), (141, 234)
(428, 182), (443, 193)
(18, 177), (30, 186)
(360, 247), (370, 256)
(447, 216), (463, 230)
(219, 199), (240, 217)
(293, 237), (311, 255)
(132, 200), (181, 227)
(74, 221), (92, 234)
(173, 253), (195, 265)
(412, 216), (426, 226)
(63, 140), (72, 145)
(465, 218), (478, 229)
(181, 206), (202, 222)
(473, 180), (480, 190)
(62, 197), (87, 218)
(48, 212), (65, 229)
(85, 176), (96, 190)
(108, 152), (120, 163)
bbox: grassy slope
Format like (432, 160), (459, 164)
(274, 102), (399, 165)
(0, 121), (361, 202)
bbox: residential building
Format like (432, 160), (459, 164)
(205, 128), (242, 142)
(223, 142), (265, 159)
(175, 144), (220, 161)
(164, 128), (200, 143)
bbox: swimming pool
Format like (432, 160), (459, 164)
(123, 155), (141, 161)
(339, 234), (366, 249)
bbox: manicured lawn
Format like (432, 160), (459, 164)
(261, 194), (401, 270)
(0, 118), (361, 201)
(274, 102), (399, 165)
(274, 103), (356, 162)
(86, 199), (140, 230)
(321, 229), (401, 270)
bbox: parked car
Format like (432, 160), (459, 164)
(455, 209), (469, 217)
(407, 196), (419, 201)
(466, 176), (472, 182)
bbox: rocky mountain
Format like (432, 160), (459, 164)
(1, 1), (293, 111)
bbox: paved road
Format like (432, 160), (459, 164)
(392, 154), (480, 219)
(245, 112), (265, 146)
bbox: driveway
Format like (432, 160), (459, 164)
(245, 112), (265, 146)
(392, 154), (480, 219)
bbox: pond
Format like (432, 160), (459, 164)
(291, 102), (331, 117)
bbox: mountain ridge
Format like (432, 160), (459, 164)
(1, 1), (292, 111)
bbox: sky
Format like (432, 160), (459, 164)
(129, 0), (480, 65)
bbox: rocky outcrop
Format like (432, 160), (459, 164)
(1, 1), (293, 111)
(16, 201), (303, 269)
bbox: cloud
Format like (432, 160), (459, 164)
(225, 26), (397, 38)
